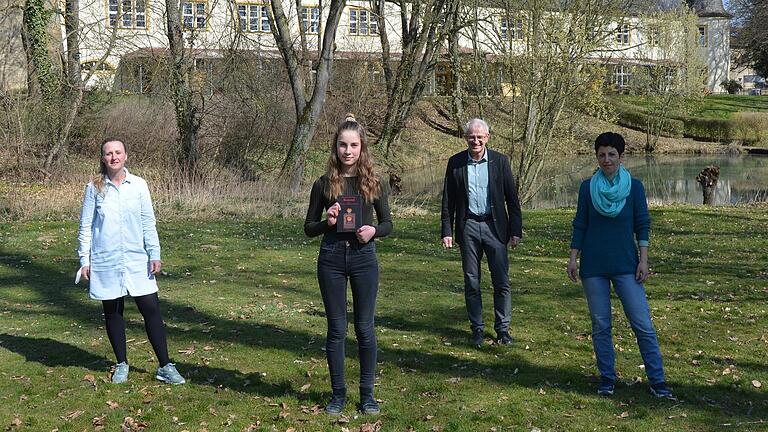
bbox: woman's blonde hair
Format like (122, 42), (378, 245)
(92, 138), (126, 194)
(325, 114), (380, 203)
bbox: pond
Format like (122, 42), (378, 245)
(400, 154), (768, 208)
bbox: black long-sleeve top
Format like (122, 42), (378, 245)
(304, 175), (393, 241)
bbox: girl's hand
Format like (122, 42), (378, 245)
(327, 203), (341, 227)
(356, 225), (376, 244)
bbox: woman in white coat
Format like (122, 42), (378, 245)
(77, 138), (185, 385)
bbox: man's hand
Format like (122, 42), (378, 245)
(82, 266), (90, 281)
(442, 236), (453, 248)
(508, 236), (521, 248)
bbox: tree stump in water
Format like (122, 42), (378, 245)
(389, 172), (402, 196)
(696, 165), (720, 205)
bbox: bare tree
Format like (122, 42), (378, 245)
(164, 0), (203, 175)
(731, 0), (768, 77)
(430, 0), (635, 204)
(270, 0), (346, 192)
(632, 7), (705, 152)
(371, 0), (459, 159)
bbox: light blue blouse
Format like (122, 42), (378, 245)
(77, 169), (161, 300)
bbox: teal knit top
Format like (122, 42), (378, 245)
(570, 178), (650, 278)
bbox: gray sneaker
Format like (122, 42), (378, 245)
(156, 363), (185, 385)
(112, 362), (129, 384)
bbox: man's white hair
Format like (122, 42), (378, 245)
(463, 118), (490, 135)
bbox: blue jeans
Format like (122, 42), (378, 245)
(582, 274), (665, 385)
(317, 239), (379, 391)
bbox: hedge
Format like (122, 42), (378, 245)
(614, 104), (685, 138)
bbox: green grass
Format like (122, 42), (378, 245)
(1, 206), (767, 431)
(615, 94), (768, 119)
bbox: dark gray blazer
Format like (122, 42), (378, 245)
(440, 149), (523, 245)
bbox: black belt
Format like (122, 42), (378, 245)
(466, 213), (492, 222)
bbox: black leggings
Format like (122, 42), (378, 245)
(317, 240), (379, 391)
(102, 292), (170, 366)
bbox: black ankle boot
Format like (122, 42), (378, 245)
(359, 387), (380, 415)
(325, 388), (346, 415)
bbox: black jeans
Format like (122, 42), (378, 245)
(317, 239), (379, 391)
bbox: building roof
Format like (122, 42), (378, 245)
(686, 0), (731, 17)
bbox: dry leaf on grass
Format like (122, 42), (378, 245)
(753, 380), (762, 388)
(106, 400), (119, 409)
(121, 416), (147, 431)
(360, 420), (383, 432)
(617, 411), (630, 419)
(9, 416), (22, 429)
(60, 410), (84, 421)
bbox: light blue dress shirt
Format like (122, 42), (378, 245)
(77, 169), (161, 300)
(467, 149), (491, 216)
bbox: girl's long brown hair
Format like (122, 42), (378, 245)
(92, 138), (126, 194)
(325, 114), (380, 203)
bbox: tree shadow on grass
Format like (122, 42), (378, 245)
(0, 333), (326, 402)
(2, 248), (767, 424)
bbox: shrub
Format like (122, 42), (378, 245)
(614, 104), (684, 138)
(679, 116), (736, 141)
(731, 112), (768, 144)
(720, 79), (743, 95)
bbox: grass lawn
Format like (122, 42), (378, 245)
(614, 94), (768, 119)
(1, 206), (767, 431)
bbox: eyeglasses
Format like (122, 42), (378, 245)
(465, 135), (487, 141)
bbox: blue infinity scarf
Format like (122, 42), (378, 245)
(590, 164), (631, 218)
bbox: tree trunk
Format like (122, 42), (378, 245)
(696, 165), (720, 206)
(22, 0), (58, 100)
(271, 0), (345, 192)
(64, 0), (81, 86)
(165, 0), (200, 175)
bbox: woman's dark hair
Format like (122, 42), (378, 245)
(594, 132), (625, 155)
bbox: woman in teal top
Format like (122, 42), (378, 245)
(567, 132), (673, 399)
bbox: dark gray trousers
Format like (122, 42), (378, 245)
(460, 219), (511, 333)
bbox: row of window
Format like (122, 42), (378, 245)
(500, 18), (709, 48)
(107, 2), (711, 49)
(108, 2), (377, 35)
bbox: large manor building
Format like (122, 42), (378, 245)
(0, 0), (732, 93)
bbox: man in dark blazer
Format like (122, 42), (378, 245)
(441, 118), (522, 347)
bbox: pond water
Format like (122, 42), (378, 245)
(400, 154), (768, 208)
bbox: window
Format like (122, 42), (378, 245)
(349, 7), (377, 35)
(302, 7), (319, 34)
(648, 25), (660, 47)
(698, 25), (708, 47)
(108, 0), (146, 29)
(500, 17), (524, 40)
(182, 1), (207, 30)
(237, 3), (270, 32)
(81, 61), (115, 73)
(615, 23), (630, 45)
(614, 64), (631, 88)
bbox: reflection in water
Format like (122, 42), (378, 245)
(401, 154), (768, 208)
